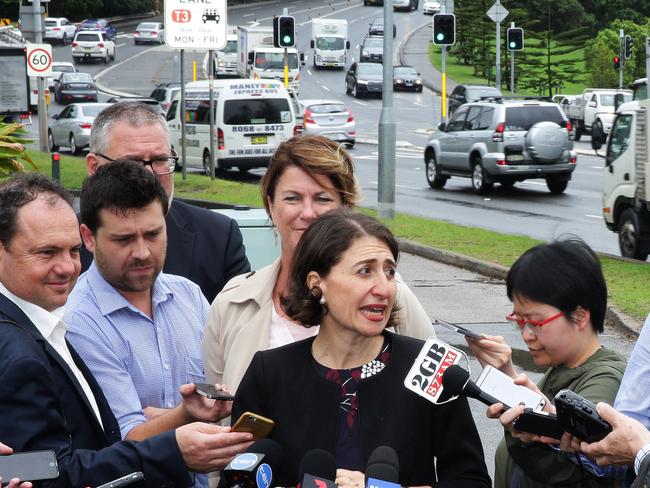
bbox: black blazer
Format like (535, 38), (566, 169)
(0, 293), (193, 488)
(80, 199), (251, 303)
(233, 332), (491, 487)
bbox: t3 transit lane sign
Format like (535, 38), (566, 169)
(165, 0), (227, 49)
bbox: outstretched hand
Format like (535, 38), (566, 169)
(180, 383), (232, 423)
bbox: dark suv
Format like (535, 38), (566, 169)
(345, 62), (383, 98)
(448, 84), (502, 115)
(360, 36), (383, 63)
(424, 100), (577, 194)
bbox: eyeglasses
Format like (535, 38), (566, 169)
(505, 311), (564, 335)
(95, 148), (178, 175)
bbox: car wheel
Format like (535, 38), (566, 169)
(546, 177), (568, 194)
(203, 150), (212, 176)
(619, 208), (649, 260)
(592, 119), (604, 143)
(69, 133), (80, 155)
(48, 130), (59, 152)
(111, 49), (116, 61)
(417, 86), (423, 92)
(425, 152), (447, 189)
(62, 34), (67, 45)
(345, 81), (351, 95)
(104, 52), (110, 64)
(471, 157), (492, 194)
(351, 83), (358, 98)
(574, 121), (583, 142)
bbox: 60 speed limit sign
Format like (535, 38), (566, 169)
(27, 43), (53, 77)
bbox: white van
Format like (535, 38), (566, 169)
(167, 79), (296, 173)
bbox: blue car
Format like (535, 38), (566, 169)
(77, 19), (117, 41)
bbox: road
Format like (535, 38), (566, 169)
(33, 0), (620, 256)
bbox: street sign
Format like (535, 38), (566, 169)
(26, 43), (52, 77)
(165, 0), (227, 49)
(487, 1), (508, 23)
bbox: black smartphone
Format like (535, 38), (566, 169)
(434, 319), (482, 340)
(555, 389), (612, 443)
(0, 450), (59, 485)
(194, 383), (235, 401)
(512, 409), (564, 439)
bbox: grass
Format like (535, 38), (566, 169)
(24, 150), (650, 324)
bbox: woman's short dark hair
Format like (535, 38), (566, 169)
(506, 237), (607, 333)
(282, 210), (400, 328)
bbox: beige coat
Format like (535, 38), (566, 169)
(202, 258), (436, 394)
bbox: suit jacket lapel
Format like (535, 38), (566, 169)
(164, 201), (195, 277)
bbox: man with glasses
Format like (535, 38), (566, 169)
(83, 101), (250, 303)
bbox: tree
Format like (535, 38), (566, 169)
(0, 118), (37, 177)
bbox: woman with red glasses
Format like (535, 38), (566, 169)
(467, 237), (626, 488)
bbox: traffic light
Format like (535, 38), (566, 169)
(432, 13), (455, 46)
(624, 35), (633, 59)
(506, 27), (524, 51)
(273, 15), (295, 48)
(613, 55), (621, 70)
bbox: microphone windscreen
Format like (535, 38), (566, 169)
(247, 438), (283, 468)
(366, 445), (399, 470)
(297, 449), (336, 481)
(365, 463), (399, 484)
(441, 364), (470, 397)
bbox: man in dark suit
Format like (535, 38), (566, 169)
(82, 102), (250, 303)
(0, 173), (254, 487)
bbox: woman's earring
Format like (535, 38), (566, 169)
(319, 296), (326, 305)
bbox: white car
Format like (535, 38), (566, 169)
(133, 22), (164, 44)
(72, 31), (116, 64)
(47, 61), (77, 89)
(423, 0), (441, 14)
(44, 17), (77, 45)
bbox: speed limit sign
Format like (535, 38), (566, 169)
(26, 43), (53, 77)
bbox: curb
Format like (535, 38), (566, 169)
(398, 20), (440, 95)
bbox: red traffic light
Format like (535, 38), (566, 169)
(613, 56), (621, 70)
(52, 152), (60, 161)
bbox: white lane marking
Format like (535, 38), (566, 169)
(307, 69), (312, 76)
(586, 214), (604, 219)
(322, 85), (330, 91)
(352, 100), (367, 106)
(397, 184), (421, 190)
(414, 102), (427, 107)
(242, 13), (255, 17)
(248, 21), (260, 27)
(521, 181), (546, 186)
(116, 43), (127, 47)
(591, 165), (604, 169)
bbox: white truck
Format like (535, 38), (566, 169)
(202, 26), (238, 78)
(309, 18), (349, 69)
(595, 98), (650, 260)
(567, 88), (632, 141)
(236, 25), (304, 94)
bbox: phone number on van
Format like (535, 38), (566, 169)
(232, 125), (285, 133)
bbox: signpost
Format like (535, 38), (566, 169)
(26, 43), (52, 77)
(487, 1), (508, 90)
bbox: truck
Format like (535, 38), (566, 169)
(595, 98), (650, 260)
(236, 25), (304, 95)
(202, 26), (238, 78)
(567, 88), (632, 141)
(309, 18), (349, 69)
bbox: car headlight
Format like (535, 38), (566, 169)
(357, 80), (368, 85)
(395, 79), (403, 83)
(415, 79), (422, 84)
(362, 50), (368, 56)
(218, 59), (224, 67)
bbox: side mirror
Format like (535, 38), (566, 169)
(247, 52), (254, 65)
(438, 122), (446, 131)
(310, 40), (314, 49)
(346, 40), (350, 50)
(587, 101), (596, 108)
(614, 93), (625, 111)
(51, 113), (59, 120)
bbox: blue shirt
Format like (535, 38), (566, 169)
(65, 263), (209, 486)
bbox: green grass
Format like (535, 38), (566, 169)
(24, 150), (650, 324)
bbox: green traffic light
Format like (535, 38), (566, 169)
(283, 35), (292, 44)
(509, 41), (515, 48)
(436, 33), (445, 41)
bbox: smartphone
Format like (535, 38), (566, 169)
(554, 389), (612, 443)
(96, 472), (145, 488)
(434, 319), (482, 340)
(513, 409), (564, 439)
(194, 383), (235, 401)
(232, 412), (275, 440)
(475, 365), (547, 411)
(0, 450), (58, 484)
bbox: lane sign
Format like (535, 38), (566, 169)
(26, 43), (52, 77)
(165, 0), (227, 49)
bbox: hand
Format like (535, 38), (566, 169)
(176, 422), (254, 472)
(580, 403), (650, 466)
(143, 406), (168, 420)
(179, 383), (232, 423)
(465, 334), (517, 378)
(512, 373), (554, 415)
(336, 469), (365, 488)
(553, 432), (582, 452)
(0, 444), (33, 488)
(492, 403), (546, 444)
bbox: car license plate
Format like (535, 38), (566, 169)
(84, 47), (92, 51)
(251, 136), (267, 145)
(507, 154), (524, 161)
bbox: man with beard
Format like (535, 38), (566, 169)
(65, 161), (222, 488)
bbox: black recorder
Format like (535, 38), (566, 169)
(554, 389), (612, 443)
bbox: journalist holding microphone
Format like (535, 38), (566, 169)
(466, 238), (626, 488)
(232, 211), (491, 487)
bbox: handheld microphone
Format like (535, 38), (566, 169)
(365, 446), (400, 488)
(223, 438), (283, 488)
(296, 449), (337, 488)
(441, 364), (508, 409)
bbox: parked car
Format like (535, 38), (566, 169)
(106, 96), (165, 115)
(48, 103), (111, 154)
(394, 0), (419, 10)
(72, 30), (116, 64)
(363, 0), (384, 5)
(53, 72), (98, 104)
(393, 65), (423, 92)
(345, 62), (383, 99)
(300, 99), (355, 147)
(77, 19), (117, 40)
(47, 61), (76, 89)
(360, 36), (384, 63)
(448, 83), (502, 115)
(422, 0), (441, 14)
(133, 22), (164, 44)
(44, 17), (77, 45)
(150, 83), (181, 114)
(368, 18), (396, 37)
(423, 99), (577, 194)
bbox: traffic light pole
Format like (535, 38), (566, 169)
(495, 20), (501, 90)
(441, 45), (447, 124)
(208, 49), (216, 180)
(282, 7), (289, 89)
(33, 0), (48, 152)
(619, 29), (624, 89)
(510, 22), (515, 94)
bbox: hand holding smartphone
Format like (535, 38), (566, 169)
(0, 450), (58, 485)
(194, 383), (235, 401)
(434, 319), (482, 340)
(232, 412), (275, 440)
(512, 409), (564, 439)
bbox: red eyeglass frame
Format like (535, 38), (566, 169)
(505, 311), (564, 331)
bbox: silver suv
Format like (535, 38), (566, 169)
(424, 99), (577, 194)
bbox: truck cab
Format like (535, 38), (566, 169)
(203, 27), (238, 78)
(569, 88), (632, 141)
(310, 18), (350, 69)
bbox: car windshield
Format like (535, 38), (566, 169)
(224, 99), (292, 125)
(307, 103), (346, 114)
(138, 23), (158, 30)
(364, 38), (383, 48)
(63, 73), (93, 83)
(505, 106), (565, 130)
(468, 87), (501, 100)
(317, 37), (345, 50)
(81, 22), (100, 29)
(221, 40), (237, 54)
(54, 65), (75, 73)
(254, 52), (299, 70)
(76, 33), (101, 42)
(395, 66), (417, 75)
(80, 105), (109, 117)
(373, 19), (384, 26)
(600, 94), (632, 106)
(357, 64), (382, 76)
